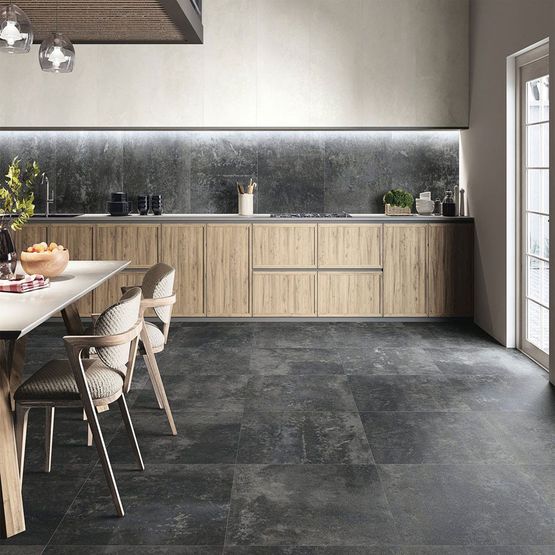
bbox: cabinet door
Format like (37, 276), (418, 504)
(206, 224), (250, 316)
(383, 224), (428, 316)
(95, 224), (159, 268)
(12, 224), (48, 254)
(161, 225), (205, 316)
(50, 224), (94, 316)
(318, 272), (382, 317)
(94, 271), (146, 313)
(253, 272), (316, 317)
(253, 224), (316, 268)
(318, 224), (382, 268)
(428, 224), (473, 316)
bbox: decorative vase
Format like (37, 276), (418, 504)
(0, 226), (17, 279)
(238, 193), (254, 216)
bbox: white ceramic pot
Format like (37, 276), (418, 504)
(239, 193), (254, 216)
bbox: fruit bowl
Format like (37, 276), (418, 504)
(20, 243), (70, 278)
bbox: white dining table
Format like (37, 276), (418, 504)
(0, 260), (129, 538)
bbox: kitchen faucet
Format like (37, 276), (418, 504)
(42, 173), (54, 218)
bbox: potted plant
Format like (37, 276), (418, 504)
(383, 188), (414, 216)
(0, 157), (41, 279)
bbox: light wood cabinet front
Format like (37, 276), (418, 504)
(13, 224), (48, 254)
(206, 224), (250, 316)
(95, 224), (159, 268)
(94, 271), (146, 313)
(318, 272), (382, 317)
(428, 223), (473, 316)
(161, 225), (205, 316)
(253, 224), (316, 268)
(318, 224), (382, 268)
(383, 224), (428, 317)
(253, 272), (316, 317)
(50, 224), (94, 316)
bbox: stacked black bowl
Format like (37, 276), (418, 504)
(151, 194), (162, 215)
(107, 192), (130, 216)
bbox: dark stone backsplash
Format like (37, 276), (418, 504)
(0, 131), (459, 215)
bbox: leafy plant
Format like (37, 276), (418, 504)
(383, 188), (414, 209)
(0, 157), (41, 231)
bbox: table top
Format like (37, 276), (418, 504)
(0, 260), (129, 339)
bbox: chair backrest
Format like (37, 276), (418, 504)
(141, 262), (176, 324)
(94, 287), (142, 371)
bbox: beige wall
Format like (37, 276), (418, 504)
(460, 0), (551, 346)
(550, 6), (554, 384)
(0, 0), (468, 128)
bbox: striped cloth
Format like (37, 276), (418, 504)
(0, 274), (50, 294)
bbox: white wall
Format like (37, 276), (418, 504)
(460, 0), (551, 346)
(550, 6), (554, 384)
(0, 0), (469, 128)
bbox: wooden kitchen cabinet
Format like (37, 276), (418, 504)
(95, 224), (159, 268)
(12, 224), (48, 254)
(318, 272), (382, 317)
(253, 272), (316, 317)
(206, 224), (250, 316)
(383, 224), (428, 317)
(50, 224), (94, 315)
(253, 224), (316, 268)
(318, 224), (382, 268)
(94, 271), (146, 313)
(161, 224), (205, 316)
(428, 223), (473, 316)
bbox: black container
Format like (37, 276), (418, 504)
(137, 194), (150, 215)
(0, 227), (17, 279)
(107, 200), (130, 216)
(110, 192), (128, 202)
(151, 194), (162, 216)
(441, 191), (456, 217)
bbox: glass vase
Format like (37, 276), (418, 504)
(0, 226), (17, 279)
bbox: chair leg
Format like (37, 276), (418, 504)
(83, 399), (125, 517)
(44, 407), (55, 473)
(15, 405), (30, 485)
(142, 353), (164, 410)
(142, 349), (177, 436)
(117, 396), (144, 471)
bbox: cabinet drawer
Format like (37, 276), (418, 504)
(318, 272), (382, 317)
(318, 224), (382, 268)
(253, 272), (316, 316)
(95, 224), (159, 268)
(253, 224), (316, 268)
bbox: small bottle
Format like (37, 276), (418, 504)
(442, 191), (456, 217)
(433, 199), (442, 215)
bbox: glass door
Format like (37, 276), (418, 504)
(519, 53), (549, 368)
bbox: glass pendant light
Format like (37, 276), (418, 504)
(39, 32), (75, 73)
(0, 3), (33, 54)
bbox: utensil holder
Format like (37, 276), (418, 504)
(238, 193), (254, 216)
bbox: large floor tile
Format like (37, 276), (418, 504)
(224, 547), (402, 554)
(249, 348), (344, 375)
(349, 375), (470, 412)
(330, 322), (414, 349)
(50, 464), (234, 546)
(403, 322), (500, 349)
(379, 464), (555, 546)
(109, 410), (242, 464)
(253, 323), (338, 349)
(226, 464), (398, 546)
(360, 411), (521, 464)
(341, 347), (442, 375)
(170, 323), (255, 349)
(245, 375), (358, 412)
(44, 546), (223, 554)
(237, 411), (373, 464)
(133, 374), (250, 412)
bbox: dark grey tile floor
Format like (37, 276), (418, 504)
(1, 321), (554, 554)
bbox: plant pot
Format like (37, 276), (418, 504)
(384, 204), (412, 216)
(239, 193), (254, 216)
(0, 226), (17, 279)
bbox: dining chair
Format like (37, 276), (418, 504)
(14, 287), (144, 517)
(122, 262), (177, 436)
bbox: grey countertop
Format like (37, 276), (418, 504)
(30, 213), (474, 223)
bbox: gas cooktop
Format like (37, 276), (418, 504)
(270, 212), (352, 218)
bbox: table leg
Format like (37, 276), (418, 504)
(61, 303), (84, 336)
(9, 337), (27, 412)
(0, 339), (25, 538)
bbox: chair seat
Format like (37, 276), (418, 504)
(15, 359), (124, 402)
(141, 321), (165, 351)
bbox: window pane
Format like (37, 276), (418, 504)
(527, 257), (549, 305)
(527, 300), (542, 348)
(527, 122), (549, 168)
(527, 169), (549, 214)
(542, 307), (550, 354)
(528, 213), (549, 259)
(527, 75), (550, 124)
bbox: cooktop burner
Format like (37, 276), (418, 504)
(270, 212), (352, 218)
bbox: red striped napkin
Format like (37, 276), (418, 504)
(0, 274), (50, 294)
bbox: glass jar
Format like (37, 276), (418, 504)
(442, 191), (456, 217)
